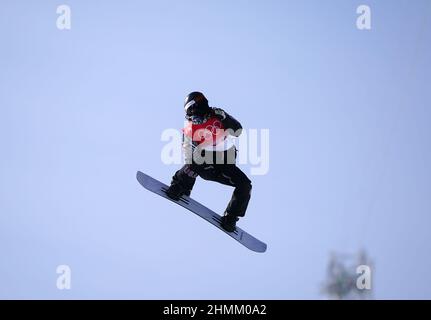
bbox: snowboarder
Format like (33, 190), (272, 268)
(165, 92), (252, 232)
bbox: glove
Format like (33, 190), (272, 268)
(212, 107), (226, 121)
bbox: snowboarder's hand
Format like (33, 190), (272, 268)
(212, 107), (226, 121)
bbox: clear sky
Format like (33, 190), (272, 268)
(1, 0), (430, 299)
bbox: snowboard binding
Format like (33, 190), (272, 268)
(221, 212), (239, 232)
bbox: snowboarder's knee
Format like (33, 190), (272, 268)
(238, 180), (252, 195)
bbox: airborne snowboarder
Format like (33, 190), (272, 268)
(165, 92), (252, 232)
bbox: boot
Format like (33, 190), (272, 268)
(165, 183), (190, 201)
(221, 212), (239, 232)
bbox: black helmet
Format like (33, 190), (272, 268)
(184, 91), (210, 118)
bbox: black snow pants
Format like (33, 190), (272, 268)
(170, 152), (252, 217)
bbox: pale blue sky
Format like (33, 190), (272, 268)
(1, 0), (430, 299)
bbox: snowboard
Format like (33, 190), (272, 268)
(136, 171), (267, 253)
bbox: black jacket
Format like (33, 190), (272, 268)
(183, 108), (242, 166)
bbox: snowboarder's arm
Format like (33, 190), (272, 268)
(182, 133), (204, 172)
(212, 108), (243, 137)
(182, 133), (196, 165)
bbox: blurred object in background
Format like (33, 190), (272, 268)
(322, 250), (374, 300)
